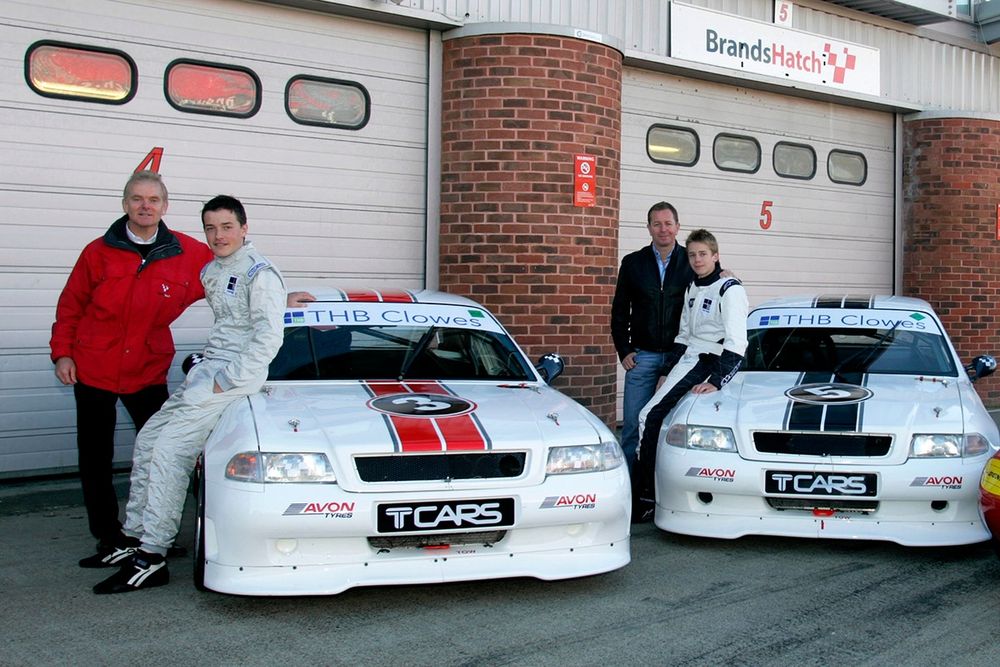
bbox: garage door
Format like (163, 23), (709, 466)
(618, 67), (895, 415)
(0, 0), (430, 474)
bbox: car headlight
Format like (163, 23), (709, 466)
(546, 442), (624, 475)
(665, 424), (737, 452)
(909, 433), (992, 458)
(225, 452), (337, 483)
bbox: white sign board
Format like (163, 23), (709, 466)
(671, 3), (880, 97)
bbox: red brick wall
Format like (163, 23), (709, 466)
(439, 34), (623, 425)
(902, 118), (1000, 406)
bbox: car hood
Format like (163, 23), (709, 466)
(679, 372), (970, 458)
(249, 381), (606, 454)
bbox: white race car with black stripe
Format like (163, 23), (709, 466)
(653, 294), (998, 546)
(193, 289), (629, 595)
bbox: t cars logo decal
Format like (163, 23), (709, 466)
(910, 476), (963, 490)
(539, 494), (597, 509)
(363, 381), (491, 452)
(377, 498), (515, 532)
(783, 373), (869, 433)
(765, 471), (876, 496)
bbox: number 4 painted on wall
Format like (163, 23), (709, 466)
(135, 147), (163, 173)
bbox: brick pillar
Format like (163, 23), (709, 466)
(903, 117), (1000, 406)
(439, 34), (622, 425)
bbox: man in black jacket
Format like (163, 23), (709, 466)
(611, 201), (693, 477)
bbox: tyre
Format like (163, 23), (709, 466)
(193, 456), (207, 591)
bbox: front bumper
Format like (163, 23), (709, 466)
(202, 469), (631, 595)
(654, 446), (992, 546)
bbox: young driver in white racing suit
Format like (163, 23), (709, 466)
(633, 229), (748, 519)
(94, 195), (286, 594)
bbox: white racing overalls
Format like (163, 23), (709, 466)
(122, 241), (285, 554)
(635, 269), (749, 502)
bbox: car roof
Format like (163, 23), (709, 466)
(752, 294), (934, 312)
(299, 288), (481, 308)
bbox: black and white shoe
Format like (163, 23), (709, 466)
(78, 536), (141, 568)
(93, 550), (169, 594)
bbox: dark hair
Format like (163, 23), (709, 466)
(647, 201), (679, 225)
(686, 228), (718, 254)
(201, 195), (247, 225)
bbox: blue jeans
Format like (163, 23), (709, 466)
(621, 349), (668, 472)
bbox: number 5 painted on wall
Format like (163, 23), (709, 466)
(135, 147), (163, 173)
(759, 200), (773, 230)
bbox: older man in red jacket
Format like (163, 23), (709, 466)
(50, 171), (214, 566)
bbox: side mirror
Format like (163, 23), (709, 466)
(535, 353), (564, 384)
(182, 352), (205, 375)
(966, 355), (997, 382)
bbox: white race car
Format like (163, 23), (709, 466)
(193, 289), (630, 595)
(653, 294), (998, 546)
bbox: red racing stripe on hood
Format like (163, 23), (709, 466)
(363, 381), (488, 452)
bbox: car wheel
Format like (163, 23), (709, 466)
(193, 458), (207, 592)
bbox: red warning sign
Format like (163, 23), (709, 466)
(574, 154), (596, 207)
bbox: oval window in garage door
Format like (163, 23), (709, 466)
(828, 149), (868, 186)
(285, 75), (370, 130)
(25, 40), (136, 104)
(646, 124), (699, 166)
(164, 59), (261, 118)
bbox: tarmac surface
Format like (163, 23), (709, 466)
(2, 410), (999, 666)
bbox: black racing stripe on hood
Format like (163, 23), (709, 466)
(843, 295), (875, 309)
(815, 296), (845, 308)
(785, 372), (833, 431)
(823, 371), (865, 432)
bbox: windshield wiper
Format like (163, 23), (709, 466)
(832, 320), (900, 381)
(398, 327), (437, 380)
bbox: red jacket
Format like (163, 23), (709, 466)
(50, 216), (214, 394)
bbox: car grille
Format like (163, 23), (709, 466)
(766, 498), (879, 513)
(368, 530), (507, 549)
(753, 432), (892, 457)
(355, 452), (526, 482)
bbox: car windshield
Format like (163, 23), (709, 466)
(268, 324), (535, 381)
(743, 326), (957, 376)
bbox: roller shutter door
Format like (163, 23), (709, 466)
(618, 67), (895, 416)
(0, 0), (429, 474)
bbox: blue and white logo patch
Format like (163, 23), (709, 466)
(226, 275), (239, 295)
(700, 297), (714, 313)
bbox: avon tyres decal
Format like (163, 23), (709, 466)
(782, 373), (869, 432)
(363, 381), (492, 452)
